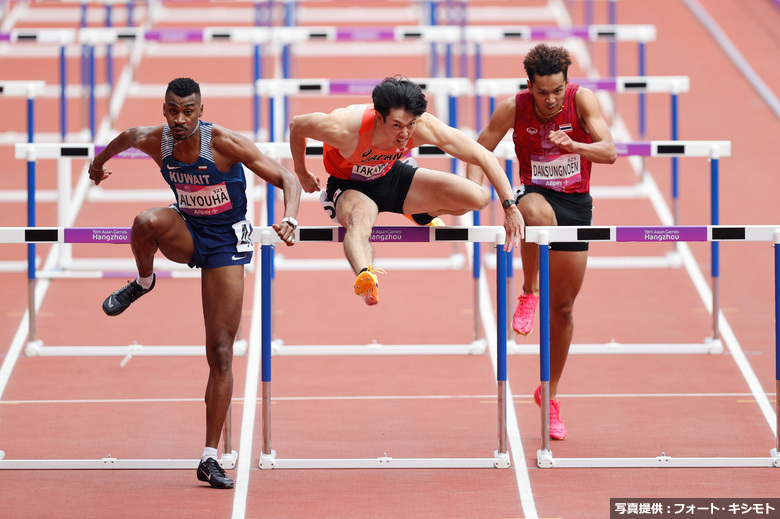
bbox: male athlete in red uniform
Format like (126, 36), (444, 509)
(470, 44), (617, 439)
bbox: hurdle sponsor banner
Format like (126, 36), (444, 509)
(64, 228), (131, 244)
(144, 29), (204, 42)
(617, 226), (708, 242)
(615, 142), (652, 156)
(336, 28), (394, 41)
(329, 80), (377, 95)
(339, 226), (430, 243)
(95, 146), (149, 159)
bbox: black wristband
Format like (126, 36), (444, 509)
(502, 199), (516, 209)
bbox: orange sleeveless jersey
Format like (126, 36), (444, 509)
(323, 107), (414, 181)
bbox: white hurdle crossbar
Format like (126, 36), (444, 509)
(255, 225), (511, 469)
(528, 224), (780, 469)
(255, 77), (470, 144)
(474, 76), (689, 148)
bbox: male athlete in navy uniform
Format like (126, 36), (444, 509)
(89, 78), (301, 488)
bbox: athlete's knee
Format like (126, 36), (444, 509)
(550, 299), (576, 322)
(461, 185), (490, 211)
(132, 209), (165, 235)
(519, 201), (553, 226)
(207, 341), (234, 376)
(341, 206), (374, 232)
(471, 186), (490, 210)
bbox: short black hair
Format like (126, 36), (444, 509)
(372, 75), (428, 119)
(523, 44), (572, 84)
(166, 77), (201, 99)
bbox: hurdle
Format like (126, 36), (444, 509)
(475, 76), (691, 225)
(488, 139), (731, 355)
(9, 142), (251, 359)
(1, 21), (655, 141)
(0, 80), (45, 275)
(12, 142), (259, 273)
(256, 225), (511, 469)
(527, 224), (780, 469)
(255, 77), (470, 144)
(0, 225), (242, 470)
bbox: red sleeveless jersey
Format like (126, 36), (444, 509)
(323, 107), (414, 181)
(512, 84), (593, 194)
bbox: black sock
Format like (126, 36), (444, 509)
(411, 213), (435, 225)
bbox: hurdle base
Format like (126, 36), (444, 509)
(537, 449), (779, 469)
(771, 448), (780, 468)
(259, 450), (276, 469)
(259, 452), (508, 469)
(23, 339), (249, 359)
(510, 338), (722, 355)
(0, 450), (238, 470)
(271, 338), (487, 356)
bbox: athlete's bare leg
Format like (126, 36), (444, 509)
(201, 265), (244, 450)
(515, 192), (588, 399)
(547, 249), (587, 398)
(334, 189), (380, 274)
(401, 168), (489, 216)
(130, 207), (194, 277)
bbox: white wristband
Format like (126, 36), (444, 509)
(281, 217), (298, 229)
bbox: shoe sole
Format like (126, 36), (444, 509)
(512, 325), (533, 336)
(355, 273), (379, 306)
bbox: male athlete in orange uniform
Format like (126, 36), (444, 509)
(289, 76), (524, 305)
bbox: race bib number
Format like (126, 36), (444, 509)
(175, 183), (232, 216)
(232, 220), (253, 253)
(530, 153), (581, 192)
(350, 162), (391, 181)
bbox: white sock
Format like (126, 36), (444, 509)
(201, 447), (218, 463)
(137, 274), (154, 289)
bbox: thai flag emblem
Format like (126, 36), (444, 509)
(559, 123), (572, 132)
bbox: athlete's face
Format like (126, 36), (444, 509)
(163, 92), (203, 141)
(529, 72), (567, 117)
(376, 108), (418, 149)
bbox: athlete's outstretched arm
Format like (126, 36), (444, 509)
(288, 106), (361, 193)
(89, 125), (164, 185)
(214, 127), (302, 245)
(414, 112), (524, 250)
(467, 95), (516, 186)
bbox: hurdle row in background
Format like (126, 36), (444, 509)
(0, 23), (655, 140)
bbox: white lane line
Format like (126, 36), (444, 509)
(230, 261), (264, 519)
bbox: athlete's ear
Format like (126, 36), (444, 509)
(199, 104), (204, 117)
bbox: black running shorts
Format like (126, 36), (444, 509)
(516, 184), (593, 252)
(321, 160), (417, 221)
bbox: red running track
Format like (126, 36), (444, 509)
(1, 0), (779, 518)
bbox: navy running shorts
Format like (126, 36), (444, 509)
(172, 205), (254, 268)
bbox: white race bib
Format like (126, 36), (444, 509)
(351, 163), (391, 181)
(175, 183), (232, 216)
(530, 153), (581, 192)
